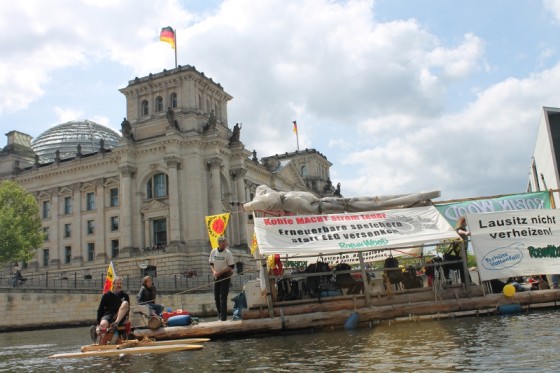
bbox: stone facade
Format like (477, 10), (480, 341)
(0, 65), (336, 280)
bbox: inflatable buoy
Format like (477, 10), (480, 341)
(497, 303), (522, 315)
(167, 314), (192, 327)
(344, 312), (359, 330)
(503, 284), (516, 297)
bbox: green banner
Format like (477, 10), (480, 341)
(435, 191), (551, 228)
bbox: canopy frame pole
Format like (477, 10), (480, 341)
(358, 252), (371, 305)
(261, 257), (275, 318)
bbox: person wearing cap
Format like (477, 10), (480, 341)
(209, 236), (235, 321)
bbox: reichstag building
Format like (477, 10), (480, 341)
(0, 65), (336, 279)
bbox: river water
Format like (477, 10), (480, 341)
(1, 309), (559, 372)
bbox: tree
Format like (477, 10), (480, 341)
(0, 180), (44, 264)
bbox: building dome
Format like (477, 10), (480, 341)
(31, 120), (121, 162)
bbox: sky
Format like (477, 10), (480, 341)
(2, 0), (560, 202)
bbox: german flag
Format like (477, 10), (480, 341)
(160, 26), (175, 49)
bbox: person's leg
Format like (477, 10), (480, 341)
(149, 303), (164, 316)
(114, 301), (129, 325)
(219, 278), (231, 321)
(214, 281), (221, 320)
(98, 314), (114, 345)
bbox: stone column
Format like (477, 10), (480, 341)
(72, 183), (83, 264)
(230, 168), (248, 246)
(95, 178), (106, 262)
(119, 165), (136, 256)
(208, 158), (223, 215)
(165, 156), (181, 244)
(49, 188), (60, 268)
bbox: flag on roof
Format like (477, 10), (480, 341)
(160, 26), (175, 49)
(293, 121), (298, 134)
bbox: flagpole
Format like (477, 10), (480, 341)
(174, 28), (178, 68)
(293, 121), (300, 151)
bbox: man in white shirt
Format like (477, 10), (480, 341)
(209, 236), (235, 321)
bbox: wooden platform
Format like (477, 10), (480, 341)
(132, 287), (560, 340)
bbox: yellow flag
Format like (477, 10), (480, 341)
(250, 232), (258, 255)
(205, 213), (230, 248)
(103, 261), (116, 294)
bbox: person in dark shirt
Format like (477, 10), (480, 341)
(137, 275), (164, 317)
(93, 277), (130, 344)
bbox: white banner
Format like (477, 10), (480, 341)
(254, 206), (459, 263)
(282, 246), (424, 268)
(466, 209), (560, 281)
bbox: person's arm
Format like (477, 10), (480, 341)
(97, 294), (106, 324)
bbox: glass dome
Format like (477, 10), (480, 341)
(31, 120), (121, 162)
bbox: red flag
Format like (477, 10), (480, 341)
(293, 121), (298, 134)
(160, 26), (175, 49)
(103, 261), (116, 294)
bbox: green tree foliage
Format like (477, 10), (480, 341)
(0, 180), (43, 264)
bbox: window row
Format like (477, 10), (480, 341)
(42, 216), (119, 240)
(42, 239), (120, 267)
(40, 173), (170, 220)
(142, 93), (177, 116)
(41, 188), (119, 219)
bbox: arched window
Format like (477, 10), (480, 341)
(146, 173), (169, 199)
(170, 93), (177, 108)
(155, 96), (163, 112)
(301, 165), (308, 177)
(141, 100), (149, 116)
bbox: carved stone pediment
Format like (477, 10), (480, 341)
(141, 199), (169, 216)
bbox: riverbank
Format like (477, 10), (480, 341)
(0, 289), (220, 332)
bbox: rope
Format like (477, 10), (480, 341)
(172, 268), (259, 296)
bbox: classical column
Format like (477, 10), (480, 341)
(72, 183), (83, 263)
(95, 178), (106, 261)
(230, 168), (248, 246)
(119, 165), (136, 255)
(208, 158), (223, 215)
(49, 188), (60, 267)
(165, 156), (181, 244)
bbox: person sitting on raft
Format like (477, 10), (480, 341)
(137, 275), (164, 317)
(93, 276), (130, 344)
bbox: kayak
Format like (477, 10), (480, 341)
(49, 338), (209, 359)
(80, 338), (210, 352)
(49, 343), (203, 358)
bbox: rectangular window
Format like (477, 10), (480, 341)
(86, 192), (95, 211)
(87, 220), (95, 235)
(43, 227), (50, 241)
(64, 223), (71, 238)
(153, 218), (167, 246)
(154, 174), (167, 198)
(64, 196), (72, 214)
(111, 216), (119, 231)
(65, 246), (72, 264)
(111, 239), (119, 259)
(110, 188), (119, 207)
(87, 243), (95, 262)
(42, 200), (51, 219)
(43, 248), (49, 267)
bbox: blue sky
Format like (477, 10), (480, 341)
(2, 0), (560, 201)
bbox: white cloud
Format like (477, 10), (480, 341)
(2, 0), (560, 203)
